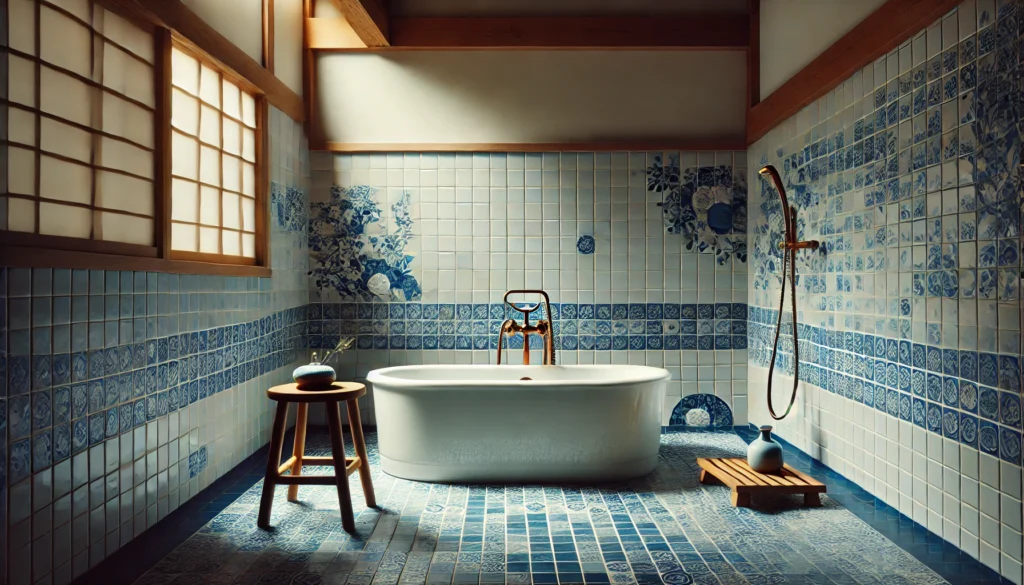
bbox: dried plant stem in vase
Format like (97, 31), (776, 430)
(293, 337), (355, 390)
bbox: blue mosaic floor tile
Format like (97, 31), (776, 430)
(122, 430), (974, 585)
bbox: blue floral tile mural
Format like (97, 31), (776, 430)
(649, 156), (747, 264)
(309, 185), (422, 302)
(669, 393), (733, 428)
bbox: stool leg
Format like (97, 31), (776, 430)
(258, 401), (289, 529)
(287, 403), (309, 502)
(346, 398), (376, 508)
(327, 401), (356, 533)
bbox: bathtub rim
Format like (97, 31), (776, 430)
(367, 364), (671, 390)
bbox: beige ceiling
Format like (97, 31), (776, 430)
(389, 0), (749, 16)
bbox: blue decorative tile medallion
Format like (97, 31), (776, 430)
(576, 235), (595, 255)
(650, 158), (747, 264)
(668, 394), (733, 428)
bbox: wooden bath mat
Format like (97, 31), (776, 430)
(697, 457), (826, 508)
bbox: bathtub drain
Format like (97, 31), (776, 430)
(519, 377), (532, 380)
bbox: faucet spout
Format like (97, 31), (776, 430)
(496, 290), (557, 366)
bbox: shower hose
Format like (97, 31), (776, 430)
(767, 209), (801, 420)
(770, 237), (798, 422)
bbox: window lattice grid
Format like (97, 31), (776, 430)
(169, 45), (259, 260)
(4, 0), (157, 247)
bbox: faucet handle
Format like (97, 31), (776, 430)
(503, 289), (553, 319)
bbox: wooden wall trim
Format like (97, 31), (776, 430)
(326, 0), (389, 47)
(0, 245), (272, 276)
(746, 0), (960, 145)
(263, 0), (276, 72)
(747, 0), (760, 109)
(131, 0), (304, 122)
(310, 14), (749, 50)
(303, 0), (325, 148)
(155, 28), (173, 260)
(319, 139), (748, 153)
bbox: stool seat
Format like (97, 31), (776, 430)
(267, 381), (365, 402)
(258, 382), (375, 532)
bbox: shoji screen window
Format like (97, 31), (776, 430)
(5, 0), (156, 250)
(170, 45), (260, 262)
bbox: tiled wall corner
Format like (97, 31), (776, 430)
(747, 1), (1024, 581)
(307, 151), (749, 427)
(0, 107), (310, 585)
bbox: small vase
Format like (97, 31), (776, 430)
(747, 425), (784, 473)
(292, 352), (337, 390)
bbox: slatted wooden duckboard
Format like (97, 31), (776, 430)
(697, 457), (826, 508)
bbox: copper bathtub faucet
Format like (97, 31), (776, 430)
(496, 290), (557, 366)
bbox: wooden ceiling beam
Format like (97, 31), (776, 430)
(325, 0), (390, 47)
(308, 17), (366, 49)
(308, 14), (749, 51)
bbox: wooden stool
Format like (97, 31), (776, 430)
(258, 382), (375, 532)
(697, 457), (825, 508)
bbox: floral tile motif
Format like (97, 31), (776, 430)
(649, 157), (747, 264)
(309, 185), (421, 302)
(270, 182), (309, 233)
(135, 431), (950, 585)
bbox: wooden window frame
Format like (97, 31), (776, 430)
(0, 0), (272, 277)
(3, 0), (160, 256)
(166, 37), (267, 267)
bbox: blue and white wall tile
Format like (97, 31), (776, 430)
(308, 151), (749, 426)
(747, 1), (1023, 581)
(1, 107), (310, 585)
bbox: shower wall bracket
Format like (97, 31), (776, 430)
(777, 240), (819, 251)
(777, 205), (819, 252)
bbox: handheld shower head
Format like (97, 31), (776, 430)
(759, 165), (793, 242)
(758, 165), (788, 210)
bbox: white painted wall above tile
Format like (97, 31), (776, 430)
(181, 0), (264, 63)
(759, 0), (887, 100)
(274, 0), (304, 95)
(315, 52), (747, 144)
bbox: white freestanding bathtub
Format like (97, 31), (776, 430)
(366, 364), (670, 483)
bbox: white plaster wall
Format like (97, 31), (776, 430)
(315, 51), (747, 145)
(274, 0), (304, 95)
(759, 0), (886, 100)
(182, 0), (264, 63)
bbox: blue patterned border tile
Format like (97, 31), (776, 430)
(749, 305), (1023, 465)
(308, 303), (748, 351)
